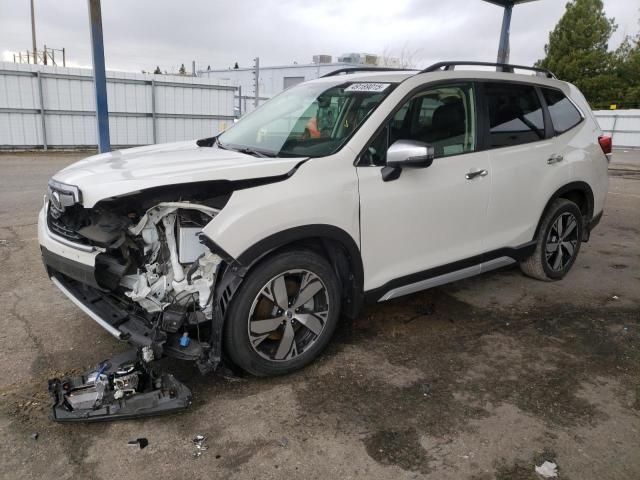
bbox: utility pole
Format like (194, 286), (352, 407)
(30, 0), (38, 64)
(253, 57), (260, 108)
(87, 0), (111, 153)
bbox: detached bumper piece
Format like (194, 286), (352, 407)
(48, 349), (191, 423)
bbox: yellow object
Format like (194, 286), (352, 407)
(610, 104), (617, 110)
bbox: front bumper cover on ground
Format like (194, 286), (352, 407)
(48, 349), (192, 423)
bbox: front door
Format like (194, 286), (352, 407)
(357, 82), (491, 294)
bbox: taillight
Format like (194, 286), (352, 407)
(598, 135), (612, 155)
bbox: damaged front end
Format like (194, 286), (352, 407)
(42, 183), (244, 421)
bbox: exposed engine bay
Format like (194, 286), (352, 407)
(118, 202), (221, 319)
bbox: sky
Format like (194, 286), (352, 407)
(0, 0), (638, 74)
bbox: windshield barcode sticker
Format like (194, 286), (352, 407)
(344, 83), (391, 93)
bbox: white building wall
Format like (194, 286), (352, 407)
(0, 61), (237, 149)
(200, 63), (359, 114)
(593, 110), (640, 149)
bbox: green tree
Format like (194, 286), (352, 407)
(615, 26), (640, 107)
(178, 63), (186, 75)
(536, 0), (617, 106)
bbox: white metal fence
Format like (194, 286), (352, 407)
(0, 61), (237, 150)
(593, 110), (640, 149)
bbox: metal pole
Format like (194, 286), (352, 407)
(497, 4), (513, 66)
(238, 85), (242, 117)
(62, 48), (66, 67)
(151, 79), (157, 144)
(30, 0), (38, 64)
(36, 71), (47, 150)
(253, 57), (260, 108)
(192, 60), (196, 77)
(43, 44), (47, 65)
(87, 0), (111, 152)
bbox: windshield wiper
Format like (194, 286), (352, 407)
(201, 136), (275, 158)
(223, 143), (275, 158)
(235, 147), (273, 158)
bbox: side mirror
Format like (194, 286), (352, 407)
(382, 140), (435, 182)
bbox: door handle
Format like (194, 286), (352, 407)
(548, 154), (564, 164)
(465, 169), (488, 180)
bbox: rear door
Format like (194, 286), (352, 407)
(480, 81), (571, 251)
(357, 82), (491, 293)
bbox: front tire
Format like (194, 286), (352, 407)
(224, 250), (341, 376)
(520, 198), (583, 281)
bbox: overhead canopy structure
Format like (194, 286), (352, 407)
(482, 0), (538, 6)
(481, 0), (541, 66)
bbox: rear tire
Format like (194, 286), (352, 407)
(520, 198), (583, 281)
(224, 249), (341, 377)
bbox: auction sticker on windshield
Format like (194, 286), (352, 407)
(344, 83), (391, 93)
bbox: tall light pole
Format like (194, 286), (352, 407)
(481, 0), (539, 65)
(30, 0), (37, 64)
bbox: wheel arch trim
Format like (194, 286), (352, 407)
(534, 181), (594, 240)
(202, 225), (365, 318)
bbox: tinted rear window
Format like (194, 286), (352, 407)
(485, 83), (545, 148)
(542, 88), (582, 135)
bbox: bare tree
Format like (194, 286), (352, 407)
(378, 43), (423, 68)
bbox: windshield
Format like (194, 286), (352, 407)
(218, 81), (395, 158)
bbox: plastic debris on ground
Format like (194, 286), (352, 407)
(535, 460), (558, 478)
(48, 349), (192, 422)
(192, 434), (208, 457)
(420, 383), (432, 397)
(127, 438), (149, 449)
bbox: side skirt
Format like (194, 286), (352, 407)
(364, 242), (535, 304)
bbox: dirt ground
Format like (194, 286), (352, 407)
(0, 150), (638, 480)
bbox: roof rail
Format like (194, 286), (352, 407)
(421, 61), (556, 79)
(322, 67), (419, 78)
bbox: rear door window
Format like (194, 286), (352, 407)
(541, 88), (582, 135)
(485, 83), (545, 148)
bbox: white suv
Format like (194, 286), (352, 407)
(39, 62), (610, 377)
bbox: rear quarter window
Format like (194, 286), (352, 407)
(542, 88), (583, 135)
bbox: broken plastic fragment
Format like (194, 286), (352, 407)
(128, 438), (149, 449)
(535, 461), (558, 478)
(192, 434), (208, 457)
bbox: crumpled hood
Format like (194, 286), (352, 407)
(52, 140), (306, 207)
